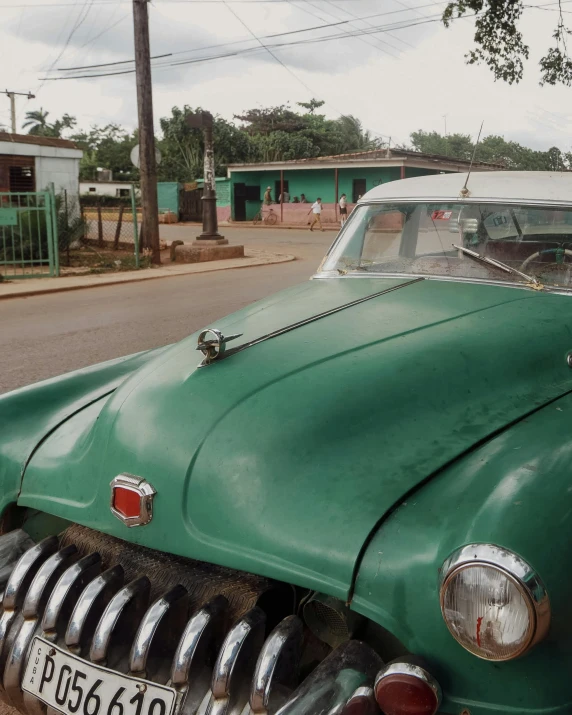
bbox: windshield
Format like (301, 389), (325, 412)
(321, 202), (572, 289)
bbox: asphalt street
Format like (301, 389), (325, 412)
(0, 227), (333, 395)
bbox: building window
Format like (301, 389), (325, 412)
(9, 166), (35, 192)
(89, 187), (96, 192)
(117, 188), (130, 197)
(245, 185), (260, 201)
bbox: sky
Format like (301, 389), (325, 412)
(1, 0), (572, 151)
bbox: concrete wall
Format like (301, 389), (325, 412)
(36, 156), (81, 202)
(216, 179), (231, 207)
(157, 182), (179, 214)
(0, 141), (82, 202)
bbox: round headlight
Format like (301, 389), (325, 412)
(439, 544), (550, 661)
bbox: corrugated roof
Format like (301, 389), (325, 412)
(0, 132), (79, 150)
(228, 147), (503, 169)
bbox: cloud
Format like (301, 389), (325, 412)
(1, 0), (571, 152)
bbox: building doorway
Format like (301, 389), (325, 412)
(179, 187), (203, 222)
(275, 180), (289, 202)
(352, 178), (366, 203)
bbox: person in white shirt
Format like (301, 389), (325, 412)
(339, 193), (348, 226)
(308, 198), (323, 232)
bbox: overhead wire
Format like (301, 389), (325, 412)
(304, 0), (404, 56)
(299, 0), (400, 57)
(40, 12), (450, 79)
(53, 0), (448, 73)
(188, 0), (396, 142)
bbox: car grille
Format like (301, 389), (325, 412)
(0, 526), (382, 715)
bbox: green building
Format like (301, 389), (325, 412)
(227, 148), (500, 224)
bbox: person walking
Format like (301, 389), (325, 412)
(339, 193), (348, 226)
(308, 198), (323, 232)
(263, 186), (273, 205)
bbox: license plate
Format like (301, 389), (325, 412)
(22, 638), (176, 715)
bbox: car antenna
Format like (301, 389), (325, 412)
(460, 120), (484, 198)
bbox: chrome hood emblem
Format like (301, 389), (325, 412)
(196, 328), (243, 367)
(110, 474), (156, 527)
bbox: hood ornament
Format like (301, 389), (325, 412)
(197, 328), (243, 367)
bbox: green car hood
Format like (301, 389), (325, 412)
(18, 277), (572, 598)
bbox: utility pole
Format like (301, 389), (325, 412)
(4, 90), (35, 134)
(132, 0), (160, 264)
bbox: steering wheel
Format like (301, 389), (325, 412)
(520, 247), (572, 272)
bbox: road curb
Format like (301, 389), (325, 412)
(0, 251), (296, 301)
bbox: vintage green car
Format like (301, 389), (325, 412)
(2, 170), (572, 715)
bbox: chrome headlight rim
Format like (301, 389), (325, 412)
(439, 543), (550, 661)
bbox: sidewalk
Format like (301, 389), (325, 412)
(178, 221), (340, 231)
(0, 248), (295, 301)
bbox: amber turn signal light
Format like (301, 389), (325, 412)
(374, 662), (442, 715)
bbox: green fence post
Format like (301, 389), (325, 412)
(49, 183), (60, 277)
(44, 191), (55, 277)
(131, 184), (140, 269)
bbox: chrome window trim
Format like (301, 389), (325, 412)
(312, 271), (572, 295)
(439, 543), (551, 660)
(358, 198), (572, 208)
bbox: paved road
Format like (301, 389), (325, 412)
(0, 227), (333, 395)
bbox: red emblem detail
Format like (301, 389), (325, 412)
(113, 488), (142, 519)
(110, 474), (156, 527)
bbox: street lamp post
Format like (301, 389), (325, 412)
(186, 111), (226, 244)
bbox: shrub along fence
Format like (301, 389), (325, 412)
(0, 190), (64, 279)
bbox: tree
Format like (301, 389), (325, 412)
(22, 109), (50, 135)
(234, 105), (306, 136)
(442, 0), (572, 84)
(297, 99), (325, 114)
(158, 106), (252, 182)
(405, 129), (572, 170)
(409, 130), (474, 159)
(335, 115), (381, 153)
(22, 109), (77, 137)
(71, 124), (138, 181)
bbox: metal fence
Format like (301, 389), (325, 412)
(81, 190), (140, 266)
(0, 191), (58, 279)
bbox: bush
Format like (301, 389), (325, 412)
(0, 191), (86, 264)
(80, 194), (136, 207)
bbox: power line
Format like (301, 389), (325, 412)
(59, 52), (172, 70)
(315, 0), (405, 55)
(212, 1), (396, 142)
(297, 0), (400, 57)
(55, 4), (430, 73)
(35, 0), (97, 96)
(40, 12), (449, 79)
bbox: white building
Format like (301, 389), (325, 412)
(0, 132), (82, 198)
(79, 180), (134, 198)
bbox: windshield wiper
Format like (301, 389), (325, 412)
(452, 244), (541, 287)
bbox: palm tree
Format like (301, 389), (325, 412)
(338, 115), (381, 152)
(22, 109), (50, 136)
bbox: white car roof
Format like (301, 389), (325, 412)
(360, 171), (572, 206)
